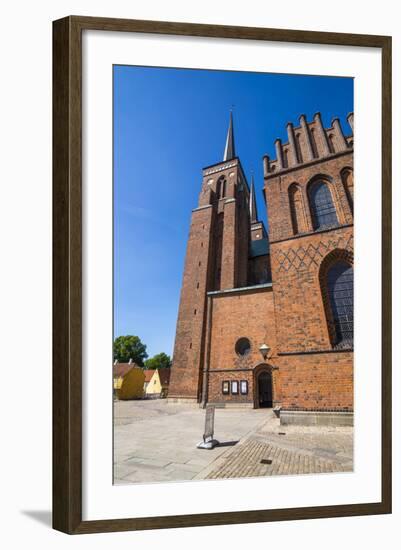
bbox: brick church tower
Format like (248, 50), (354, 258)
(168, 113), (270, 402)
(169, 110), (354, 425)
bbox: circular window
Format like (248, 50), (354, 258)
(235, 338), (251, 357)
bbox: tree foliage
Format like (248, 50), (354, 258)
(113, 335), (148, 366)
(144, 352), (172, 370)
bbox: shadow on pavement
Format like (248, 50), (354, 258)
(217, 440), (239, 447)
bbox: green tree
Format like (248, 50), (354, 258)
(144, 352), (172, 370)
(113, 335), (148, 366)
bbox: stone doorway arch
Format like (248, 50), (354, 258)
(254, 364), (274, 408)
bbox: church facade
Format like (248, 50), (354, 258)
(168, 111), (354, 424)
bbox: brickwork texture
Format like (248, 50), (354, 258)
(169, 112), (354, 413)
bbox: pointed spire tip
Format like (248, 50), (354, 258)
(223, 110), (236, 161)
(249, 176), (258, 223)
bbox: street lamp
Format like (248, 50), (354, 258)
(259, 343), (270, 360)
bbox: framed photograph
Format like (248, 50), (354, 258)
(53, 16), (391, 534)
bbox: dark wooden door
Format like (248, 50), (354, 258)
(258, 371), (272, 408)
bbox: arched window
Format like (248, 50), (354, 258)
(341, 168), (354, 213)
(221, 179), (226, 198)
(327, 261), (353, 346)
(308, 180), (338, 230)
(216, 176), (227, 199)
(328, 133), (336, 153)
(213, 212), (224, 290)
(310, 128), (318, 157)
(295, 133), (303, 163)
(283, 148), (289, 168)
(288, 183), (307, 235)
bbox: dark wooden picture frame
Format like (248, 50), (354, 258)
(53, 15), (392, 534)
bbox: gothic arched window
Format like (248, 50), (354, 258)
(328, 133), (336, 153)
(310, 128), (318, 157)
(288, 183), (307, 235)
(327, 261), (353, 346)
(341, 168), (354, 213)
(216, 176), (227, 200)
(221, 179), (226, 198)
(295, 133), (303, 163)
(283, 148), (289, 168)
(308, 180), (338, 230)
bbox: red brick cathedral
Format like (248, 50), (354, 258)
(168, 111), (354, 425)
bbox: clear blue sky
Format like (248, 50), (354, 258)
(113, 65), (353, 358)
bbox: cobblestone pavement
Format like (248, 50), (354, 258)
(197, 410), (353, 479)
(114, 400), (353, 484)
(200, 440), (348, 479)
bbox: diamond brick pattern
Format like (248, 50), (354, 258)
(274, 233), (354, 273)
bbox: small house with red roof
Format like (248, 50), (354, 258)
(144, 369), (171, 398)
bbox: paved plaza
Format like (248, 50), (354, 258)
(114, 399), (353, 484)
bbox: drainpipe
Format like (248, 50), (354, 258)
(201, 295), (213, 408)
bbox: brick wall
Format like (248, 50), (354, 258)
(208, 371), (254, 405)
(277, 352), (353, 410)
(205, 287), (279, 406)
(265, 128), (354, 412)
(168, 205), (213, 400)
(266, 152), (353, 243)
(270, 226), (353, 352)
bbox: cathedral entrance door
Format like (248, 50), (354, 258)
(258, 371), (273, 408)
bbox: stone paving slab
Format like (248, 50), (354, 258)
(113, 399), (267, 484)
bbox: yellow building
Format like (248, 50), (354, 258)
(144, 369), (171, 398)
(113, 363), (145, 400)
(143, 369), (155, 393)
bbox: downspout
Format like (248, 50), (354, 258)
(201, 295), (213, 408)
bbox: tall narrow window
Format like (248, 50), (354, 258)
(288, 183), (306, 235)
(295, 133), (303, 163)
(341, 168), (354, 213)
(327, 261), (353, 346)
(221, 179), (226, 198)
(283, 148), (289, 168)
(328, 133), (336, 153)
(216, 176), (227, 200)
(213, 213), (224, 290)
(216, 178), (221, 200)
(310, 128), (318, 158)
(309, 180), (338, 230)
